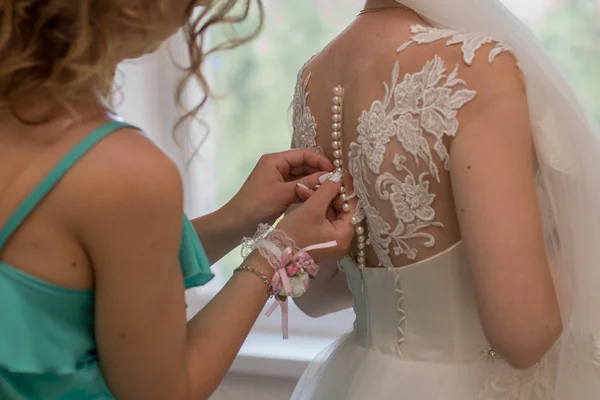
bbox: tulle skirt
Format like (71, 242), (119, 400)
(291, 332), (556, 400)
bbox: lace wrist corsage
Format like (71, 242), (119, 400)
(241, 223), (336, 339)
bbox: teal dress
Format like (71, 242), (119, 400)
(0, 121), (214, 399)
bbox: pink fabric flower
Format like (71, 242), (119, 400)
(295, 252), (312, 264)
(304, 261), (320, 276)
(286, 263), (301, 277)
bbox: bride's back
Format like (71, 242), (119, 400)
(292, 12), (501, 268)
(291, 7), (563, 399)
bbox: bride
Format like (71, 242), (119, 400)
(289, 0), (600, 398)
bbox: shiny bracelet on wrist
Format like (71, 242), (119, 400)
(240, 223), (337, 339)
(233, 266), (272, 296)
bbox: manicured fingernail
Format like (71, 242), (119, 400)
(328, 170), (343, 182)
(296, 183), (309, 190)
(318, 173), (332, 184)
(315, 185), (321, 189)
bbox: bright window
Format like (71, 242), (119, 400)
(186, 0), (600, 341)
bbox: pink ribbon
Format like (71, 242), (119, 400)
(279, 241), (338, 267)
(265, 297), (289, 339)
(265, 240), (337, 339)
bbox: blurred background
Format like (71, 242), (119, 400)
(206, 0), (600, 283)
(115, 0), (600, 398)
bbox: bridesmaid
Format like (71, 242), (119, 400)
(0, 1), (354, 399)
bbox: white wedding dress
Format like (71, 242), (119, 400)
(288, 24), (561, 400)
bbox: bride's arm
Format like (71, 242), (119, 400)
(192, 150), (334, 265)
(450, 48), (561, 370)
(293, 261), (353, 317)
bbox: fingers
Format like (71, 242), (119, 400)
(295, 183), (313, 203)
(293, 171), (331, 191)
(271, 149), (334, 181)
(289, 166), (322, 178)
(297, 170), (358, 229)
(295, 184), (338, 222)
(296, 171), (355, 215)
(332, 173), (359, 238)
(331, 195), (346, 214)
(305, 170), (345, 212)
(340, 171), (358, 214)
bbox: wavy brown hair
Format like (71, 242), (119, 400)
(0, 0), (264, 125)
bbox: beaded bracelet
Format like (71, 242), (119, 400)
(241, 223), (337, 339)
(233, 266), (272, 296)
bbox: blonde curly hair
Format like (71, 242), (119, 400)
(0, 0), (263, 124)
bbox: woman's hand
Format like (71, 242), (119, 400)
(193, 149), (333, 264)
(277, 170), (357, 263)
(224, 149), (334, 238)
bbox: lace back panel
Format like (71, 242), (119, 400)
(290, 25), (510, 269)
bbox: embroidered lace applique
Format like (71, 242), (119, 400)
(292, 63), (319, 151)
(348, 57), (476, 266)
(398, 25), (510, 65)
(290, 27), (509, 266)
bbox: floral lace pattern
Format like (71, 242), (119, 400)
(349, 57), (476, 265)
(398, 25), (510, 65)
(292, 62), (319, 151)
(290, 27), (510, 266)
(241, 223), (299, 269)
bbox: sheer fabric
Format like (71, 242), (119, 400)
(289, 6), (599, 396)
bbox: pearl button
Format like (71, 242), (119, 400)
(333, 86), (343, 96)
(357, 256), (365, 264)
(333, 96), (342, 105)
(334, 159), (342, 168)
(332, 141), (341, 149)
(332, 114), (341, 122)
(332, 123), (341, 131)
(340, 186), (346, 194)
(340, 193), (348, 202)
(358, 250), (365, 257)
(358, 235), (365, 243)
(332, 105), (341, 113)
(331, 131), (341, 140)
(333, 149), (342, 159)
(356, 226), (364, 235)
(351, 216), (359, 225)
(342, 203), (351, 212)
(358, 242), (365, 250)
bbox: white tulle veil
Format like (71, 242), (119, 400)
(394, 0), (600, 396)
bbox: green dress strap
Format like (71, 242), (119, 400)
(0, 120), (130, 251)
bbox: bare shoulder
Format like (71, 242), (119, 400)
(63, 127), (184, 250)
(72, 127), (182, 207)
(396, 27), (528, 125)
(461, 41), (524, 98)
(397, 25), (525, 92)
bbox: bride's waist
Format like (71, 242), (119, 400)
(353, 327), (497, 363)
